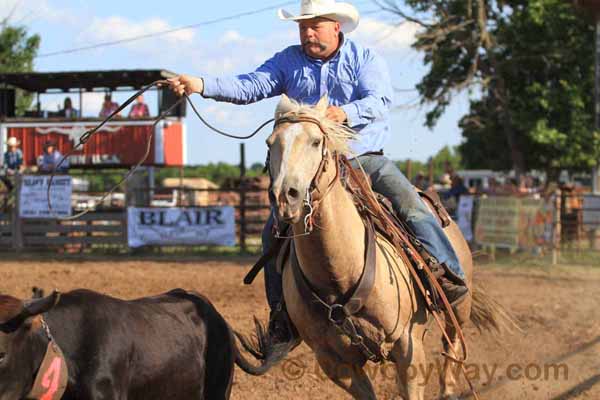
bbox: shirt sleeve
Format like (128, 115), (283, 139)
(202, 50), (286, 105)
(340, 50), (393, 128)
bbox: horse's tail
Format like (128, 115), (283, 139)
(470, 284), (522, 334)
(230, 317), (293, 376)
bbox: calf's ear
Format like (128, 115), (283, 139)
(0, 295), (25, 325)
(22, 291), (60, 318)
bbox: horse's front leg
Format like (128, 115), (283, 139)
(314, 349), (378, 400)
(391, 329), (427, 400)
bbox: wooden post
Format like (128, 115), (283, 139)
(79, 88), (83, 117)
(239, 143), (247, 252)
(595, 19), (600, 193)
(406, 159), (412, 181)
(552, 189), (562, 266)
(178, 166), (184, 206)
(12, 174), (23, 251)
(428, 158), (434, 188)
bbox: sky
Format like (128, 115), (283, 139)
(2, 0), (469, 166)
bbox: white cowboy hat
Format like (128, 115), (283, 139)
(6, 137), (20, 147)
(278, 0), (360, 33)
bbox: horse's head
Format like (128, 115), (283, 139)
(267, 95), (355, 224)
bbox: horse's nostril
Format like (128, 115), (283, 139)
(287, 188), (300, 200)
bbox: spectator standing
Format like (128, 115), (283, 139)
(99, 94), (120, 118)
(1, 137), (24, 190)
(37, 140), (69, 173)
(128, 95), (150, 118)
(444, 174), (469, 204)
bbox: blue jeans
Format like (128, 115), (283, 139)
(262, 154), (465, 311)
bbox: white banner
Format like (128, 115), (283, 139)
(127, 206), (236, 248)
(19, 175), (72, 218)
(583, 195), (600, 227)
(456, 195), (474, 242)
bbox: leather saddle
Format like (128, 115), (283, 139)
(275, 186), (452, 275)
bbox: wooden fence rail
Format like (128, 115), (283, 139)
(0, 181), (272, 252)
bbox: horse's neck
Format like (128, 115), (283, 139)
(292, 178), (366, 295)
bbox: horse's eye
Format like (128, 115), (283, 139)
(312, 140), (321, 148)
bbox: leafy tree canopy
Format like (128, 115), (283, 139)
(380, 0), (598, 177)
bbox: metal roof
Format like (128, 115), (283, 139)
(0, 69), (177, 93)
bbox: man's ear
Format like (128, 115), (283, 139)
(315, 95), (329, 116)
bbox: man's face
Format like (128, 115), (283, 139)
(299, 18), (341, 59)
(46, 146), (54, 154)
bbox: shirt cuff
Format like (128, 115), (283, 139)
(200, 76), (218, 98)
(341, 103), (360, 127)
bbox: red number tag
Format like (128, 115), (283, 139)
(40, 357), (62, 400)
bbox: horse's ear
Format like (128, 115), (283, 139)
(315, 95), (329, 115)
(275, 94), (296, 118)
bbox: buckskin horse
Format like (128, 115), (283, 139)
(243, 95), (511, 400)
(0, 288), (275, 400)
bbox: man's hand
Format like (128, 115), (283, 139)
(167, 75), (204, 96)
(326, 106), (347, 123)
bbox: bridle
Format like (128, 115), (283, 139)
(270, 113), (341, 238)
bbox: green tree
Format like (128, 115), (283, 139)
(0, 16), (40, 115)
(380, 0), (598, 178)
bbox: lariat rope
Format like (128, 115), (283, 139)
(47, 79), (275, 219)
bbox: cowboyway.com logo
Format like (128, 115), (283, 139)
(280, 358), (569, 386)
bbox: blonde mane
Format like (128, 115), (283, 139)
(275, 98), (358, 156)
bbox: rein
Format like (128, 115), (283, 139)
(46, 80), (276, 219)
(339, 157), (480, 399)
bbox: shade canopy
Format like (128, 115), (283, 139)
(0, 69), (176, 93)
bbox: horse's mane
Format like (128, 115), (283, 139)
(275, 99), (358, 156)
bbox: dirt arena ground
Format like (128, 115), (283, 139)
(1, 256), (599, 399)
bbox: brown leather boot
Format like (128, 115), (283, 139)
(267, 305), (300, 348)
(438, 276), (468, 307)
